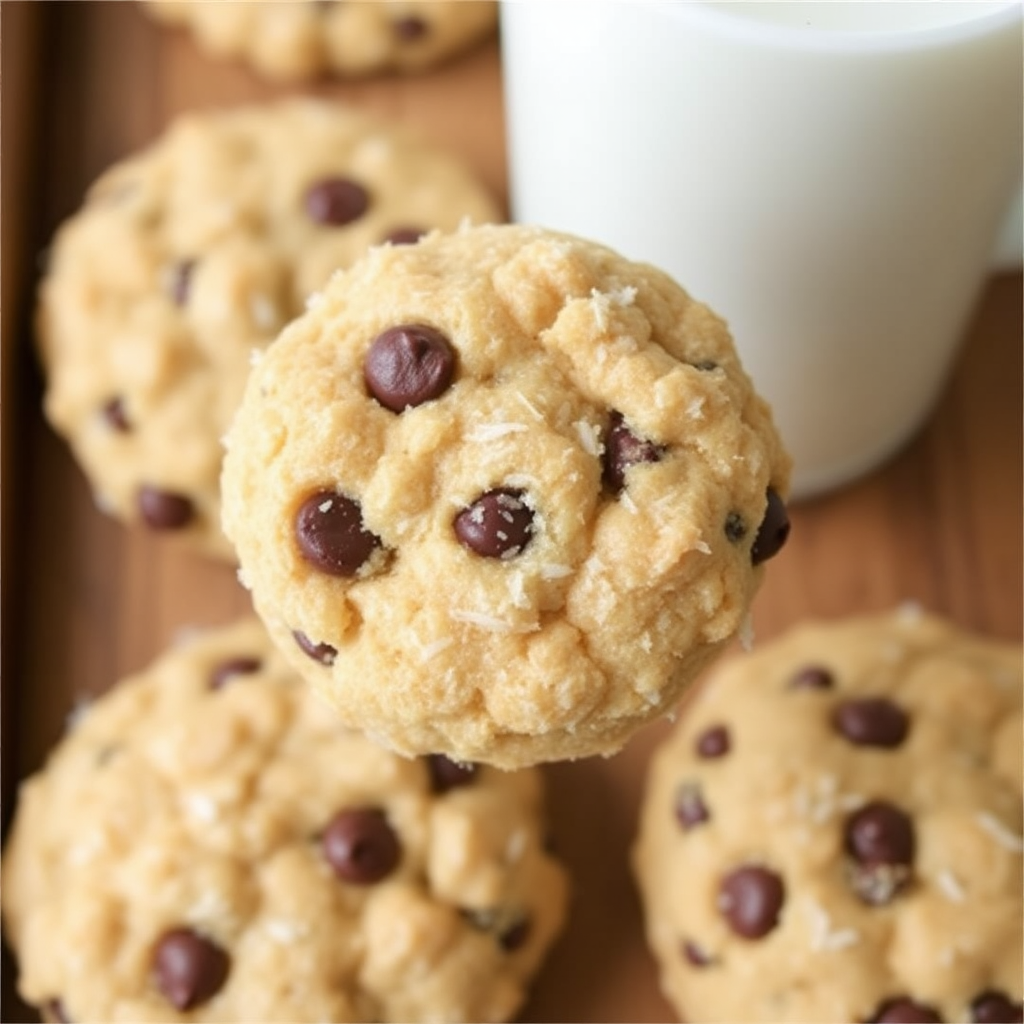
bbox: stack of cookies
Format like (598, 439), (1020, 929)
(5, 3), (1021, 1023)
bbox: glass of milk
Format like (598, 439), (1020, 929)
(501, 1), (1022, 498)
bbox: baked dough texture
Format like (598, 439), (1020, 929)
(633, 607), (1023, 1023)
(221, 223), (792, 768)
(142, 0), (498, 81)
(1, 618), (568, 1023)
(37, 99), (500, 560)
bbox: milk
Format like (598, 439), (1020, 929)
(501, 1), (1023, 497)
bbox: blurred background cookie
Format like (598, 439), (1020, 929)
(37, 99), (500, 560)
(633, 607), (1022, 1023)
(142, 0), (498, 81)
(221, 222), (792, 768)
(1, 618), (567, 1023)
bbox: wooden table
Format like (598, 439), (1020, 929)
(2, 4), (1021, 1022)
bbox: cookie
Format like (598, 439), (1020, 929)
(142, 0), (498, 82)
(1, 618), (568, 1023)
(633, 607), (1023, 1023)
(220, 222), (792, 768)
(37, 99), (501, 560)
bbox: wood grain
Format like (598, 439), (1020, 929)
(2, 4), (1021, 1023)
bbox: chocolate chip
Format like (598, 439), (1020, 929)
(168, 259), (195, 306)
(789, 665), (835, 690)
(153, 927), (230, 1011)
(695, 724), (730, 759)
(971, 991), (1024, 1023)
(295, 490), (382, 576)
(364, 324), (456, 411)
(304, 176), (370, 226)
(454, 487), (534, 558)
(869, 997), (943, 1023)
(138, 486), (194, 530)
(833, 697), (909, 748)
(293, 630), (337, 666)
(845, 800), (915, 905)
(750, 488), (790, 564)
(691, 359), (719, 371)
(427, 754), (479, 793)
(601, 410), (664, 493)
(42, 998), (71, 1023)
(382, 226), (426, 246)
(674, 780), (710, 830)
(499, 916), (531, 952)
(681, 938), (715, 967)
(724, 512), (747, 543)
(322, 807), (400, 884)
(209, 656), (261, 691)
(717, 865), (785, 939)
(393, 14), (428, 40)
(102, 396), (130, 432)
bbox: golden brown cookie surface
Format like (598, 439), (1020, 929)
(38, 100), (500, 559)
(143, 0), (498, 81)
(633, 608), (1023, 1023)
(221, 223), (791, 768)
(1, 619), (567, 1023)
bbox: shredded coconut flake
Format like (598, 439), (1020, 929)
(467, 422), (529, 443)
(687, 396), (706, 420)
(265, 918), (308, 944)
(305, 290), (324, 311)
(574, 420), (602, 456)
(184, 793), (220, 824)
(249, 293), (279, 332)
(237, 566), (252, 591)
(419, 637), (454, 662)
(318, 498), (334, 513)
(620, 490), (639, 515)
(936, 869), (966, 903)
(513, 391), (544, 421)
(450, 609), (526, 633)
(540, 563), (572, 580)
(807, 901), (860, 952)
(693, 539), (712, 555)
(976, 812), (1024, 853)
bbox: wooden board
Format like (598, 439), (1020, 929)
(2, 4), (1021, 1022)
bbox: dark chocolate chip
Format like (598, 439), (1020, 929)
(427, 754), (479, 793)
(153, 927), (230, 1011)
(499, 916), (531, 952)
(789, 665), (835, 690)
(209, 656), (261, 691)
(833, 698), (909, 748)
(304, 176), (370, 226)
(971, 991), (1024, 1023)
(674, 781), (710, 831)
(168, 259), (195, 306)
(454, 487), (534, 558)
(322, 807), (400, 884)
(845, 800), (915, 905)
(293, 630), (337, 666)
(869, 997), (943, 1023)
(750, 488), (790, 564)
(295, 490), (382, 576)
(381, 226), (426, 246)
(695, 724), (730, 759)
(102, 396), (131, 432)
(138, 486), (194, 530)
(681, 938), (714, 967)
(717, 865), (785, 939)
(724, 512), (747, 543)
(393, 14), (428, 40)
(601, 410), (664, 493)
(364, 324), (456, 411)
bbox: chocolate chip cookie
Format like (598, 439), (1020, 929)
(37, 99), (500, 560)
(1, 619), (568, 1023)
(142, 0), (497, 81)
(633, 607), (1023, 1023)
(220, 223), (792, 768)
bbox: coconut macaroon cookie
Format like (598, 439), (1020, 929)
(142, 0), (498, 82)
(37, 99), (500, 560)
(1, 618), (568, 1024)
(220, 223), (792, 768)
(633, 608), (1023, 1024)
